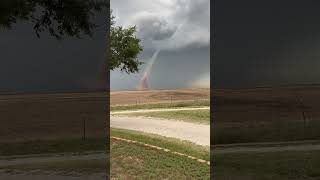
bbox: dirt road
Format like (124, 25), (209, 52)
(110, 116), (210, 146)
(0, 151), (106, 166)
(213, 141), (320, 154)
(111, 107), (209, 115)
(0, 173), (106, 180)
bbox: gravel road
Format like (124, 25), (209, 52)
(111, 116), (210, 146)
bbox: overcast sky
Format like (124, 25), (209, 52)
(110, 0), (210, 90)
(214, 0), (320, 88)
(0, 9), (107, 93)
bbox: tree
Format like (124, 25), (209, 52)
(0, 0), (108, 40)
(110, 11), (143, 74)
(0, 2), (144, 74)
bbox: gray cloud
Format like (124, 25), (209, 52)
(111, 0), (210, 90)
(214, 0), (320, 88)
(113, 0), (210, 52)
(132, 12), (177, 41)
(0, 11), (107, 93)
(111, 46), (210, 90)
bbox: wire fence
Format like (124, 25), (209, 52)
(212, 96), (320, 144)
(112, 96), (210, 107)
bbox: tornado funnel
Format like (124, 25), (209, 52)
(138, 49), (160, 90)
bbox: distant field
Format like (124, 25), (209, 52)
(0, 92), (107, 143)
(213, 85), (320, 144)
(123, 109), (210, 124)
(110, 88), (209, 106)
(111, 128), (209, 179)
(0, 92), (108, 177)
(111, 99), (209, 111)
(111, 89), (210, 125)
(213, 150), (320, 180)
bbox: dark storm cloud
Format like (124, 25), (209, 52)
(214, 0), (320, 88)
(132, 12), (177, 41)
(111, 46), (210, 90)
(111, 0), (210, 90)
(112, 0), (210, 52)
(0, 10), (107, 93)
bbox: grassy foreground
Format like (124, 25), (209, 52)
(111, 99), (209, 111)
(213, 150), (320, 180)
(0, 159), (107, 176)
(0, 138), (108, 177)
(0, 138), (107, 156)
(123, 109), (210, 124)
(111, 128), (210, 179)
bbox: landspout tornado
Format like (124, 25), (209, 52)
(138, 49), (161, 90)
(137, 18), (187, 90)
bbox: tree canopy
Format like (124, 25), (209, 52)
(110, 12), (143, 74)
(0, 0), (108, 39)
(0, 1), (143, 74)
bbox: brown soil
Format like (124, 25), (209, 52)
(110, 88), (210, 106)
(213, 85), (320, 123)
(212, 85), (320, 144)
(0, 92), (108, 143)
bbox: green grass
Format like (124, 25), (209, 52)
(213, 119), (320, 144)
(126, 109), (210, 124)
(0, 159), (107, 176)
(111, 129), (210, 179)
(111, 128), (209, 161)
(111, 99), (210, 111)
(213, 150), (320, 180)
(0, 137), (107, 156)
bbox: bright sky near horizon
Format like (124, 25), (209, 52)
(110, 0), (210, 90)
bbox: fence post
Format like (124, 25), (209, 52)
(298, 97), (307, 139)
(302, 110), (306, 138)
(83, 115), (86, 141)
